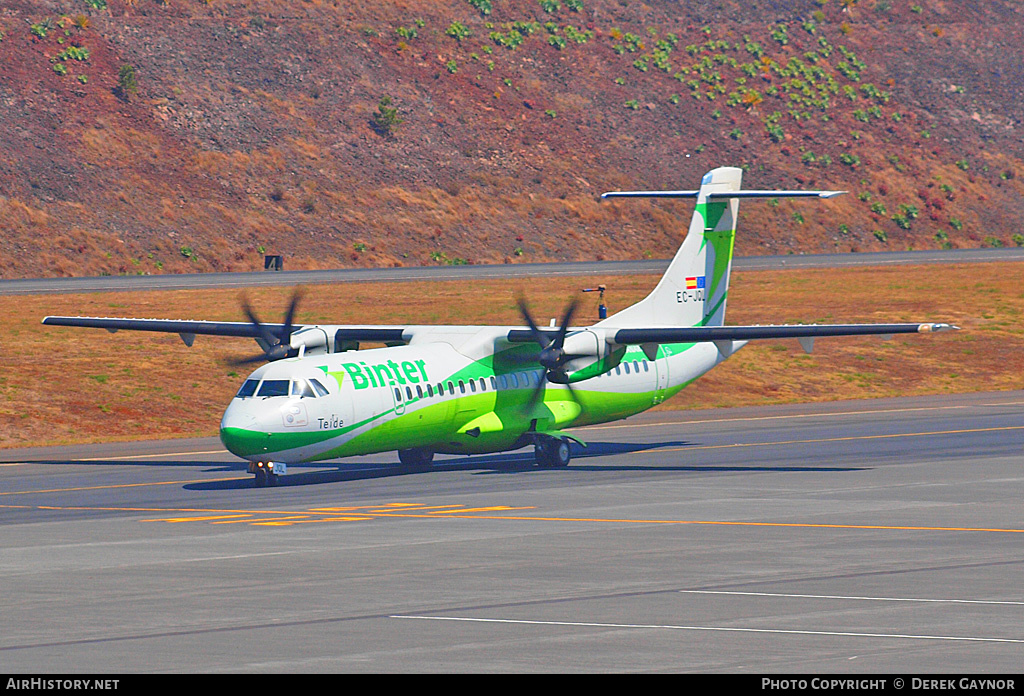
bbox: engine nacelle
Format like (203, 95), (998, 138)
(288, 327), (330, 356)
(556, 329), (626, 383)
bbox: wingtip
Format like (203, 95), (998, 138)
(919, 323), (959, 333)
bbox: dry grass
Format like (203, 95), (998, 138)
(2, 262), (1020, 449)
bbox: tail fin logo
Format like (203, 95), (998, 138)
(685, 276), (706, 290)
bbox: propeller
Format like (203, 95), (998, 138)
(228, 289), (304, 365)
(515, 295), (584, 413)
(516, 295), (587, 381)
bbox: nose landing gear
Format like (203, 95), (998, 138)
(250, 461), (287, 487)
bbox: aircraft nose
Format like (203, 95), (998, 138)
(219, 403), (264, 459)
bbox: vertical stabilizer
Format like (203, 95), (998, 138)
(598, 166), (742, 329)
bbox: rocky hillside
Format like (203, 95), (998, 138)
(1, 0), (1022, 277)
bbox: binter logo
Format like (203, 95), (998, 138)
(342, 359), (430, 390)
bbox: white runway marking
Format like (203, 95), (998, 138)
(391, 615), (1024, 643)
(678, 590), (1024, 606)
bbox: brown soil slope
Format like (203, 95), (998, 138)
(1, 0), (1022, 277)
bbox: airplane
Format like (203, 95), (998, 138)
(43, 167), (957, 486)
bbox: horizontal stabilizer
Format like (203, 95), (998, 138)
(601, 190), (845, 199)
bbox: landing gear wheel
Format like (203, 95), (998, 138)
(398, 448), (435, 470)
(254, 467), (268, 488)
(535, 438), (571, 468)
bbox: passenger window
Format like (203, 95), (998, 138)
(256, 380), (289, 397)
(490, 376), (497, 390)
(236, 380), (259, 398)
(394, 387), (402, 401)
(634, 361), (640, 372)
(447, 381), (454, 394)
(310, 379), (330, 396)
(470, 380), (477, 393)
(406, 386), (413, 399)
(427, 384), (434, 397)
(615, 366), (621, 375)
(416, 385), (423, 398)
(624, 363), (631, 375)
(458, 380), (466, 394)
(643, 362), (649, 372)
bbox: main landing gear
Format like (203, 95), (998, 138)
(534, 437), (571, 469)
(250, 461), (286, 487)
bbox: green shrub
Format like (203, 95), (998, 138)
(116, 64), (137, 99)
(371, 95), (403, 136)
(445, 21), (470, 42)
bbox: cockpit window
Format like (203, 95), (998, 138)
(310, 379), (329, 397)
(236, 380), (259, 398)
(291, 379), (315, 398)
(256, 379), (290, 397)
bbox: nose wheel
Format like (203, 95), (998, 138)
(250, 461), (285, 487)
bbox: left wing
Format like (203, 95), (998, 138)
(41, 316), (409, 350)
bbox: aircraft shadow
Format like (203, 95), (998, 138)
(180, 439), (866, 490)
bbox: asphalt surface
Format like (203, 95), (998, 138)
(3, 248), (1023, 295)
(2, 390), (1022, 673)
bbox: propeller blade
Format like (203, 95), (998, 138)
(516, 295), (585, 376)
(554, 298), (579, 349)
(240, 296), (279, 346)
(225, 353), (273, 367)
(522, 371), (547, 415)
(233, 289), (304, 365)
(516, 295), (551, 348)
(279, 288), (304, 344)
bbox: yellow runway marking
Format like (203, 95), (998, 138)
(152, 514), (253, 523)
(6, 501), (1023, 533)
